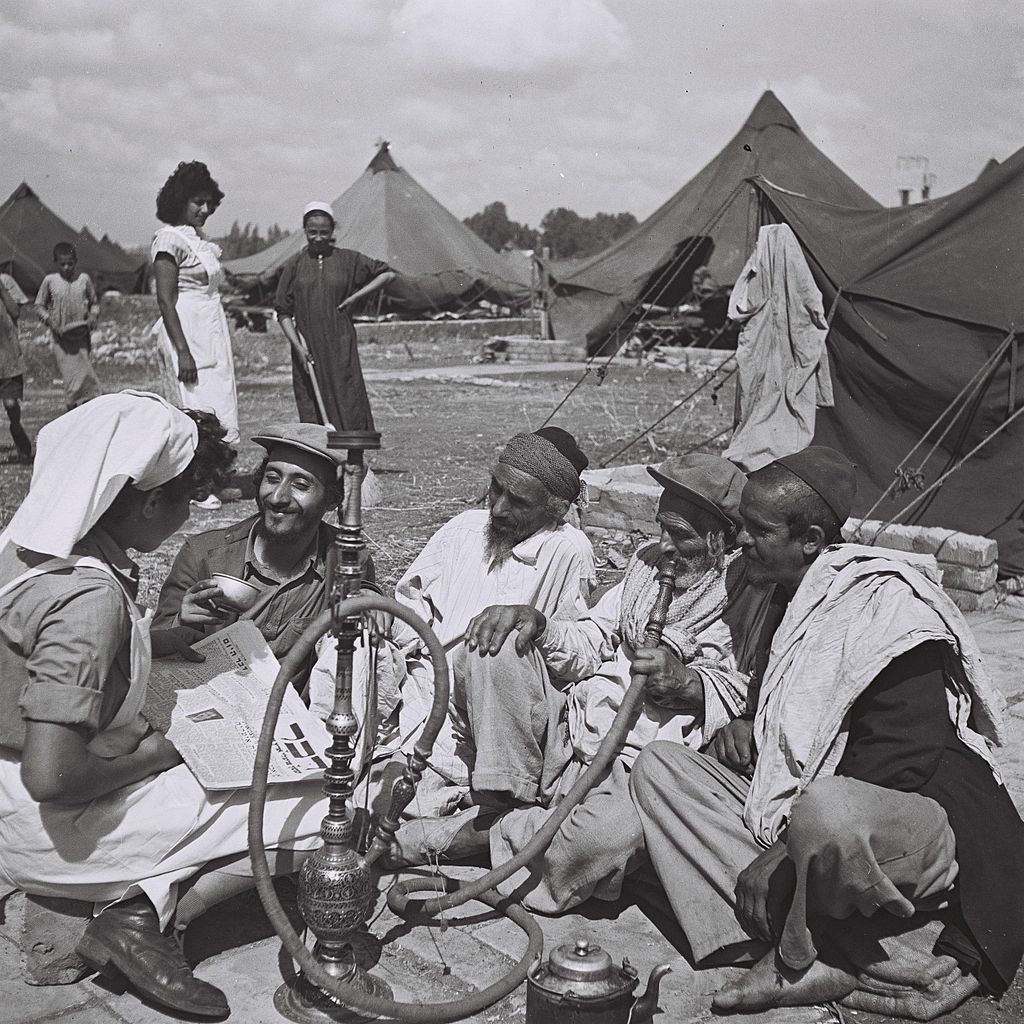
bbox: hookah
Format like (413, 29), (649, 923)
(248, 427), (678, 1023)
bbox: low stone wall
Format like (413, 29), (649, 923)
(484, 335), (587, 362)
(843, 519), (999, 611)
(580, 464), (1001, 611)
(355, 317), (533, 348)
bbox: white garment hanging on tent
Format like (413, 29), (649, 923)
(724, 224), (834, 472)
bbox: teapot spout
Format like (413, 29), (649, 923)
(627, 963), (672, 1024)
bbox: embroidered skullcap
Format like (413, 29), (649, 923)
(0, 390), (198, 558)
(773, 445), (857, 524)
(303, 201), (334, 223)
(498, 428), (588, 501)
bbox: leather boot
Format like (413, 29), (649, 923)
(76, 895), (229, 1018)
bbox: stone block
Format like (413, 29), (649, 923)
(500, 336), (587, 362)
(581, 481), (661, 535)
(10, 893), (92, 986)
(843, 519), (997, 569)
(944, 587), (998, 612)
(937, 561), (999, 594)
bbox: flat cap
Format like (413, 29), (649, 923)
(774, 445), (857, 523)
(251, 422), (346, 470)
(647, 453), (747, 528)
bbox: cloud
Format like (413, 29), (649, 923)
(1, 0), (1021, 244)
(390, 0), (630, 83)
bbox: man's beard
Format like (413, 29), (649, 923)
(671, 546), (717, 591)
(485, 517), (529, 565)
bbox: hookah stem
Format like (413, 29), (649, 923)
(391, 556), (680, 917)
(327, 450), (366, 832)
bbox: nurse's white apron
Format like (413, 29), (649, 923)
(0, 556), (326, 927)
(152, 227), (240, 444)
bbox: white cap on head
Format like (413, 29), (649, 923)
(0, 390), (199, 558)
(303, 201), (334, 220)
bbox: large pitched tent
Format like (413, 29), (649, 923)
(225, 143), (531, 312)
(547, 91), (880, 352)
(752, 149), (1024, 574)
(0, 183), (144, 296)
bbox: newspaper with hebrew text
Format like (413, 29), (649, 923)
(144, 620), (331, 790)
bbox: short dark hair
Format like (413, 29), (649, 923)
(156, 161), (225, 225)
(53, 242), (77, 260)
(749, 464), (842, 543)
(251, 454), (343, 507)
(167, 408), (237, 499)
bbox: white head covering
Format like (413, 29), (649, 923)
(303, 200), (334, 221)
(0, 390), (199, 558)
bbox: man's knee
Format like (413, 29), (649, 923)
(456, 634), (547, 700)
(788, 778), (856, 854)
(630, 741), (704, 809)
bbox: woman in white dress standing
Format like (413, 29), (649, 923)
(152, 161), (239, 509)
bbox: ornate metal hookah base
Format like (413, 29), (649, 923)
(273, 429), (392, 1021)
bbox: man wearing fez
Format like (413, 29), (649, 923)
(386, 455), (771, 908)
(313, 426), (596, 806)
(154, 422), (377, 689)
(630, 446), (1024, 1020)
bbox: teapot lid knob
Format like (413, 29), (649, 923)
(549, 937), (615, 982)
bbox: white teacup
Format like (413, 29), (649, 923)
(211, 573), (262, 612)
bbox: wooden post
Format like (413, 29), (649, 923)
(538, 246), (552, 340)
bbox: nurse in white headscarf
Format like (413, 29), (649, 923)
(0, 392), (329, 1020)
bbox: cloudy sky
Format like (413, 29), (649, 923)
(2, 0), (1020, 246)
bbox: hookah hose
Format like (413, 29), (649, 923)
(249, 559), (677, 1021)
(388, 556), (680, 918)
(248, 595), (543, 1022)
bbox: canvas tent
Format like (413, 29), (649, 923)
(225, 142), (531, 312)
(546, 91), (880, 352)
(0, 183), (143, 296)
(751, 149), (1024, 574)
(977, 157), (1001, 181)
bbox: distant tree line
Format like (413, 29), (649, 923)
(212, 221), (291, 260)
(463, 201), (638, 260)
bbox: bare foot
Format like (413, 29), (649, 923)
(712, 946), (857, 1013)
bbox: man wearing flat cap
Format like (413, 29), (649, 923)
(317, 426), (596, 812)
(629, 445), (1024, 1020)
(154, 422), (377, 688)
(383, 453), (772, 901)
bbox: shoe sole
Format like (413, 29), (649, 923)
(76, 932), (230, 1019)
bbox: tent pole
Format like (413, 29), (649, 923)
(538, 246), (551, 340)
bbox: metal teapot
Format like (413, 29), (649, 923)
(526, 937), (671, 1024)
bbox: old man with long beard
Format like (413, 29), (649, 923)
(385, 454), (772, 912)
(311, 426), (596, 810)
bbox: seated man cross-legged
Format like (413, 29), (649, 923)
(311, 425), (597, 814)
(630, 446), (1024, 1020)
(387, 454), (772, 914)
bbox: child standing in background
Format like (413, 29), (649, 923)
(0, 271), (33, 463)
(35, 242), (103, 409)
